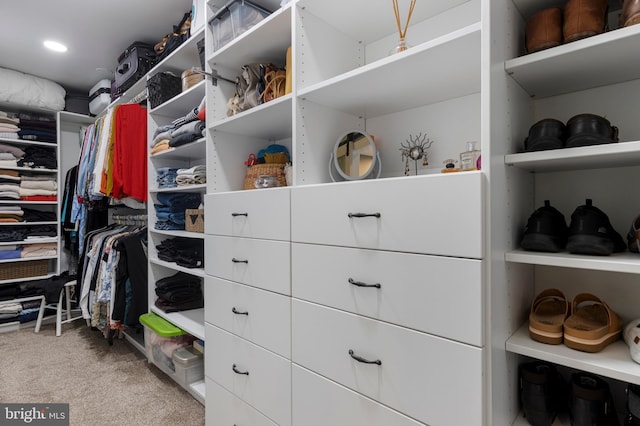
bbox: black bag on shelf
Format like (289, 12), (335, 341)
(155, 12), (192, 63)
(147, 72), (182, 109)
(115, 41), (157, 95)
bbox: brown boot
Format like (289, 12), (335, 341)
(620, 0), (640, 27)
(563, 0), (608, 43)
(526, 7), (563, 53)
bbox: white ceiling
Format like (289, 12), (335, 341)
(1, 0), (194, 94)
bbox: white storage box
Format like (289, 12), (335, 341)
(209, 0), (271, 51)
(172, 345), (204, 387)
(89, 79), (111, 115)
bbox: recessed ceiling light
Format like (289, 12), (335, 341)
(43, 40), (67, 52)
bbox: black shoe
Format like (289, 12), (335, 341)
(565, 113), (619, 148)
(569, 372), (617, 426)
(520, 361), (566, 426)
(521, 200), (568, 253)
(524, 118), (567, 152)
(566, 199), (626, 256)
(627, 384), (640, 425)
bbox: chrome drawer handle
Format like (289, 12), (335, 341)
(232, 307), (248, 316)
(348, 349), (381, 365)
(232, 364), (249, 375)
(232, 258), (248, 264)
(348, 278), (381, 289)
(348, 212), (381, 218)
(231, 212), (248, 217)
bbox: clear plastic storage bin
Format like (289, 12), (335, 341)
(210, 0), (271, 51)
(139, 312), (195, 377)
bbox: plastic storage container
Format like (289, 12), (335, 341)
(172, 345), (204, 388)
(209, 0), (271, 51)
(139, 312), (195, 377)
(88, 79), (111, 115)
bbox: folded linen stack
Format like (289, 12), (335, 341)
(15, 112), (56, 143)
(0, 205), (23, 223)
(19, 174), (57, 200)
(0, 244), (21, 259)
(21, 242), (57, 258)
(176, 165), (206, 186)
(0, 112), (20, 140)
(150, 96), (206, 155)
(0, 143), (25, 168)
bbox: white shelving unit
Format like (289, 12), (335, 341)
(493, 0), (640, 424)
(145, 25), (207, 402)
(0, 107), (87, 331)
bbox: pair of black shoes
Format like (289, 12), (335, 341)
(521, 199), (626, 255)
(524, 114), (619, 152)
(520, 362), (618, 425)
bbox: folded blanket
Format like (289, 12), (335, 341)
(0, 143), (24, 157)
(18, 188), (57, 196)
(20, 180), (57, 191)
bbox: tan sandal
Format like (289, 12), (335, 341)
(563, 293), (621, 353)
(529, 288), (569, 345)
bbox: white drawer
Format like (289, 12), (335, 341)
(292, 243), (483, 346)
(204, 276), (291, 358)
(291, 173), (483, 259)
(205, 324), (291, 426)
(293, 365), (425, 426)
(204, 187), (290, 240)
(205, 377), (277, 426)
(205, 235), (291, 295)
(291, 300), (484, 426)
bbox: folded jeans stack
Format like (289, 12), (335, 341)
(156, 167), (179, 189)
(154, 192), (201, 231)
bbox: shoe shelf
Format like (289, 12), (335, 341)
(298, 23), (481, 119)
(506, 323), (640, 385)
(505, 24), (640, 98)
(504, 140), (640, 172)
(505, 249), (640, 274)
(149, 256), (205, 278)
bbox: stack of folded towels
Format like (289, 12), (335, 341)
(0, 143), (24, 168)
(176, 165), (206, 186)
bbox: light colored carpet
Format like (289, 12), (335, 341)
(0, 320), (205, 426)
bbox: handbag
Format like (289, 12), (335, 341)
(227, 63), (274, 116)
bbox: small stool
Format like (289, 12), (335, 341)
(50, 280), (85, 336)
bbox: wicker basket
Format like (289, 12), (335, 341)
(243, 163), (287, 190)
(0, 260), (48, 280)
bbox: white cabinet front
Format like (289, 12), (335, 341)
(292, 300), (484, 426)
(292, 242), (483, 346)
(205, 377), (278, 426)
(291, 173), (483, 259)
(204, 188), (290, 241)
(204, 276), (291, 358)
(205, 324), (291, 426)
(293, 365), (426, 426)
(205, 235), (291, 295)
